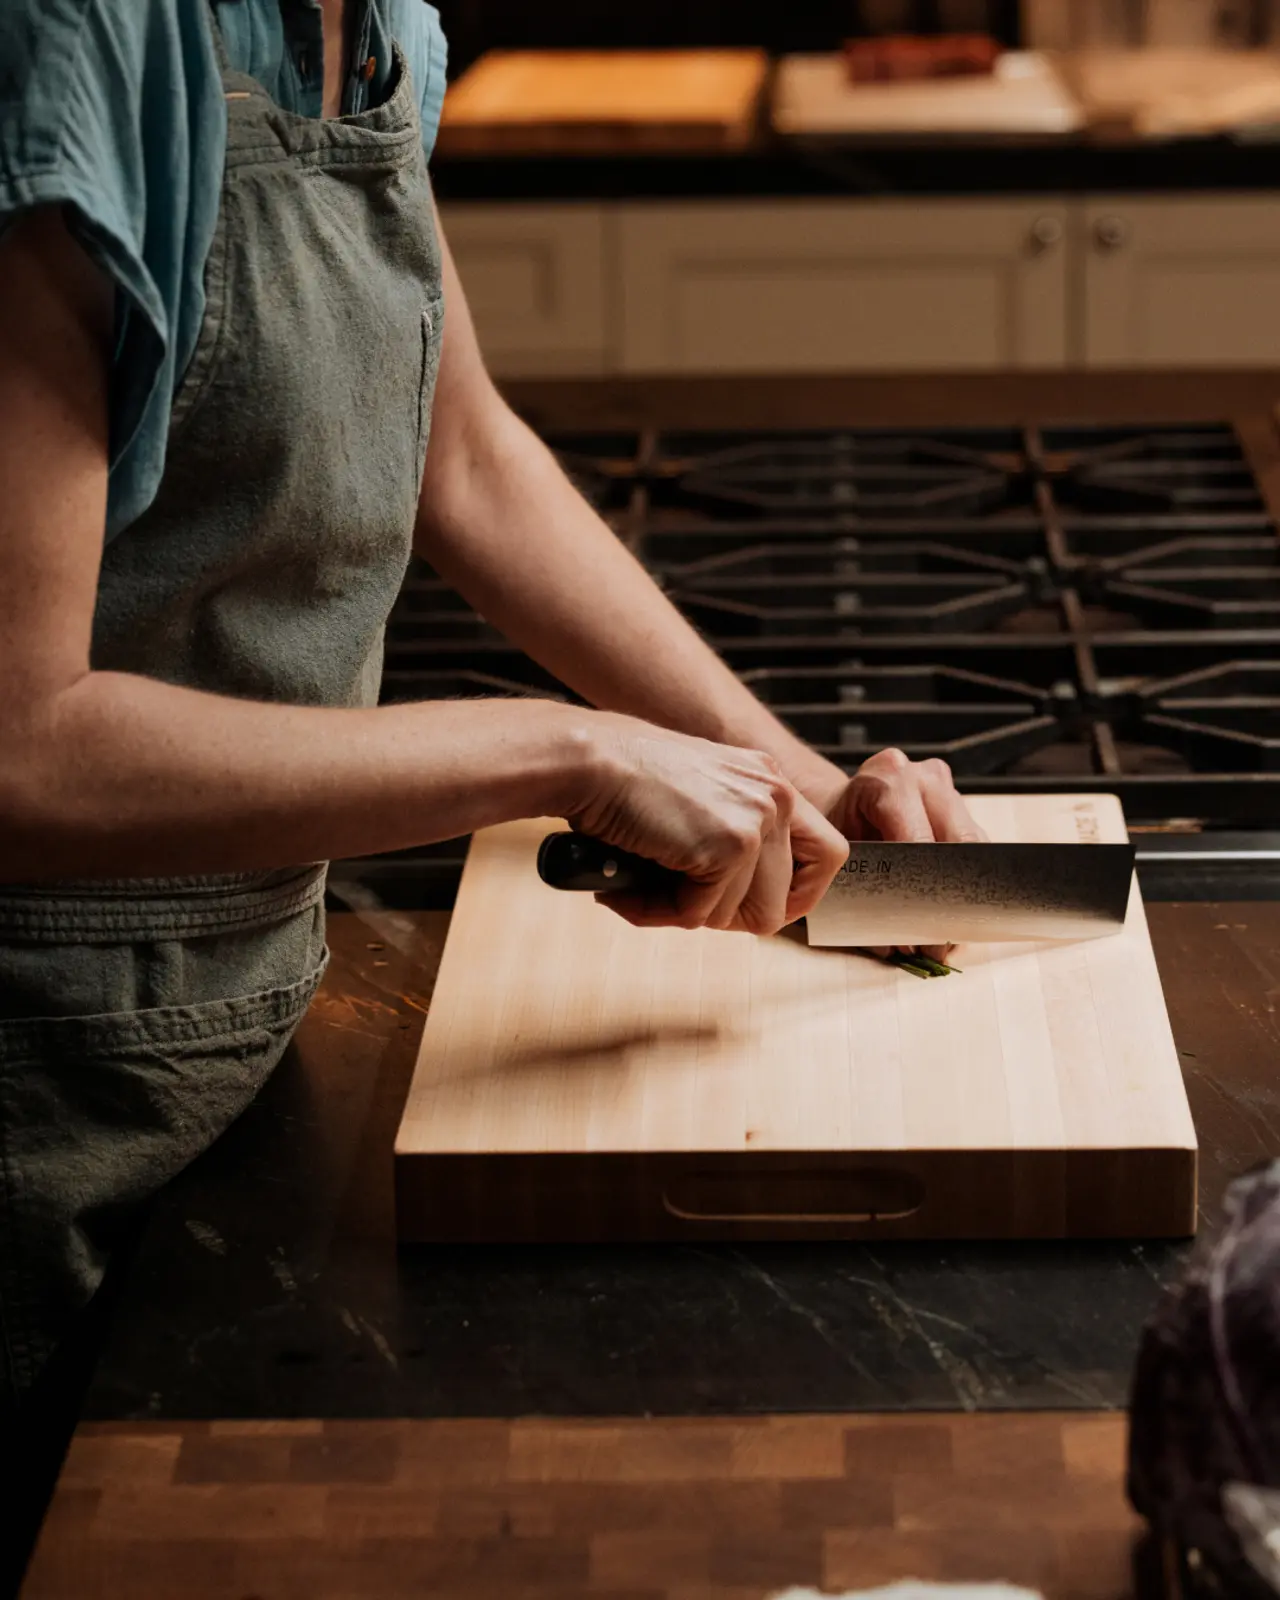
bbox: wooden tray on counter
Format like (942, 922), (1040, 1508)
(773, 51), (1082, 140)
(1056, 48), (1280, 140)
(395, 794), (1196, 1243)
(437, 49), (769, 156)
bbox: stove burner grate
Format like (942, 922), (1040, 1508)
(1092, 537), (1280, 630)
(371, 420), (1280, 830)
(664, 540), (1035, 636)
(740, 664), (1061, 776)
(1136, 661), (1280, 773)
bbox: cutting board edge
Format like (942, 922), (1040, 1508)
(395, 1145), (1198, 1243)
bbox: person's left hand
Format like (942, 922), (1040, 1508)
(829, 747), (987, 847)
(823, 747), (988, 961)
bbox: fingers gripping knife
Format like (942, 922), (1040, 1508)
(536, 832), (1135, 946)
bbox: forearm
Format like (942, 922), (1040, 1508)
(419, 403), (846, 812)
(1, 674), (586, 882)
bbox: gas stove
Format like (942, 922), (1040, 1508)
(338, 421), (1280, 906)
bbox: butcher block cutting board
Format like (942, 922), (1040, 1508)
(1056, 49), (1280, 140)
(437, 50), (769, 156)
(395, 793), (1196, 1243)
(773, 51), (1083, 140)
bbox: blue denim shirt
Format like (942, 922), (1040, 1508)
(0, 0), (447, 541)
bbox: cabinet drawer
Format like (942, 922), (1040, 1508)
(439, 204), (610, 376)
(617, 200), (1068, 374)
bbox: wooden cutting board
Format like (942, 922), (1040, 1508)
(395, 793), (1196, 1243)
(437, 50), (768, 156)
(1057, 49), (1280, 139)
(773, 52), (1083, 140)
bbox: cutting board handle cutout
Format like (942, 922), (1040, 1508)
(663, 1167), (926, 1224)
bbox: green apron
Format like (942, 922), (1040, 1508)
(0, 5), (443, 1410)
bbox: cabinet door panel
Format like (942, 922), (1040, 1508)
(439, 204), (610, 376)
(1085, 198), (1280, 367)
(618, 200), (1068, 373)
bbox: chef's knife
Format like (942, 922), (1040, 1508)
(536, 832), (1134, 945)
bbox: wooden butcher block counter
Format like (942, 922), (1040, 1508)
(437, 49), (769, 156)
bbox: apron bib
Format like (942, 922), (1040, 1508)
(0, 6), (443, 1407)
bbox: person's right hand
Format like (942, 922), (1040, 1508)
(565, 713), (849, 936)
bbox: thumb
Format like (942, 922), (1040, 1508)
(784, 794), (849, 923)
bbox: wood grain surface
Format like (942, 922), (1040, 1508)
(438, 50), (768, 156)
(396, 795), (1195, 1243)
(504, 374), (1280, 441)
(774, 52), (1082, 139)
(1055, 48), (1280, 139)
(20, 1413), (1149, 1600)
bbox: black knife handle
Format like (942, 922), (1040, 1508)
(537, 833), (683, 896)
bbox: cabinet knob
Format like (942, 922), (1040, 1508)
(1028, 215), (1064, 253)
(1094, 215), (1130, 252)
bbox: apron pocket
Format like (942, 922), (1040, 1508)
(0, 959), (325, 1404)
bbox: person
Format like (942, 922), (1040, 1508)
(0, 0), (984, 1417)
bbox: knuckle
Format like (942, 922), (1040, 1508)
(745, 810), (773, 848)
(861, 778), (897, 818)
(877, 746), (910, 774)
(707, 823), (747, 863)
(726, 822), (760, 858)
(740, 904), (777, 937)
(921, 756), (952, 784)
(674, 884), (717, 930)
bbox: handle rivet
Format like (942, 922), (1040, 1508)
(602, 860), (618, 879)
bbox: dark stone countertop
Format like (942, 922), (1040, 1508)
(432, 133), (1280, 204)
(78, 898), (1280, 1424)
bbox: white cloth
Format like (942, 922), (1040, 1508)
(772, 1586), (1044, 1600)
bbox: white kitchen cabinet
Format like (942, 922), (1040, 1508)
(1083, 196), (1280, 367)
(437, 203), (610, 376)
(441, 194), (1280, 379)
(615, 199), (1070, 373)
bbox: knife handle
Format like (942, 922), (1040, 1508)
(537, 833), (683, 896)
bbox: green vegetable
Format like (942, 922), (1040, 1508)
(886, 952), (962, 979)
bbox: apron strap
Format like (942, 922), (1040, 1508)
(205, 0), (234, 77)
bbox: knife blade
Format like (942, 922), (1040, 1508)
(536, 833), (1134, 945)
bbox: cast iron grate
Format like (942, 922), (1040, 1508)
(1040, 426), (1265, 514)
(357, 419), (1280, 880)
(738, 664), (1061, 776)
(1136, 661), (1280, 774)
(1095, 536), (1280, 630)
(545, 431), (643, 511)
(651, 428), (1021, 519)
(665, 541), (1035, 636)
